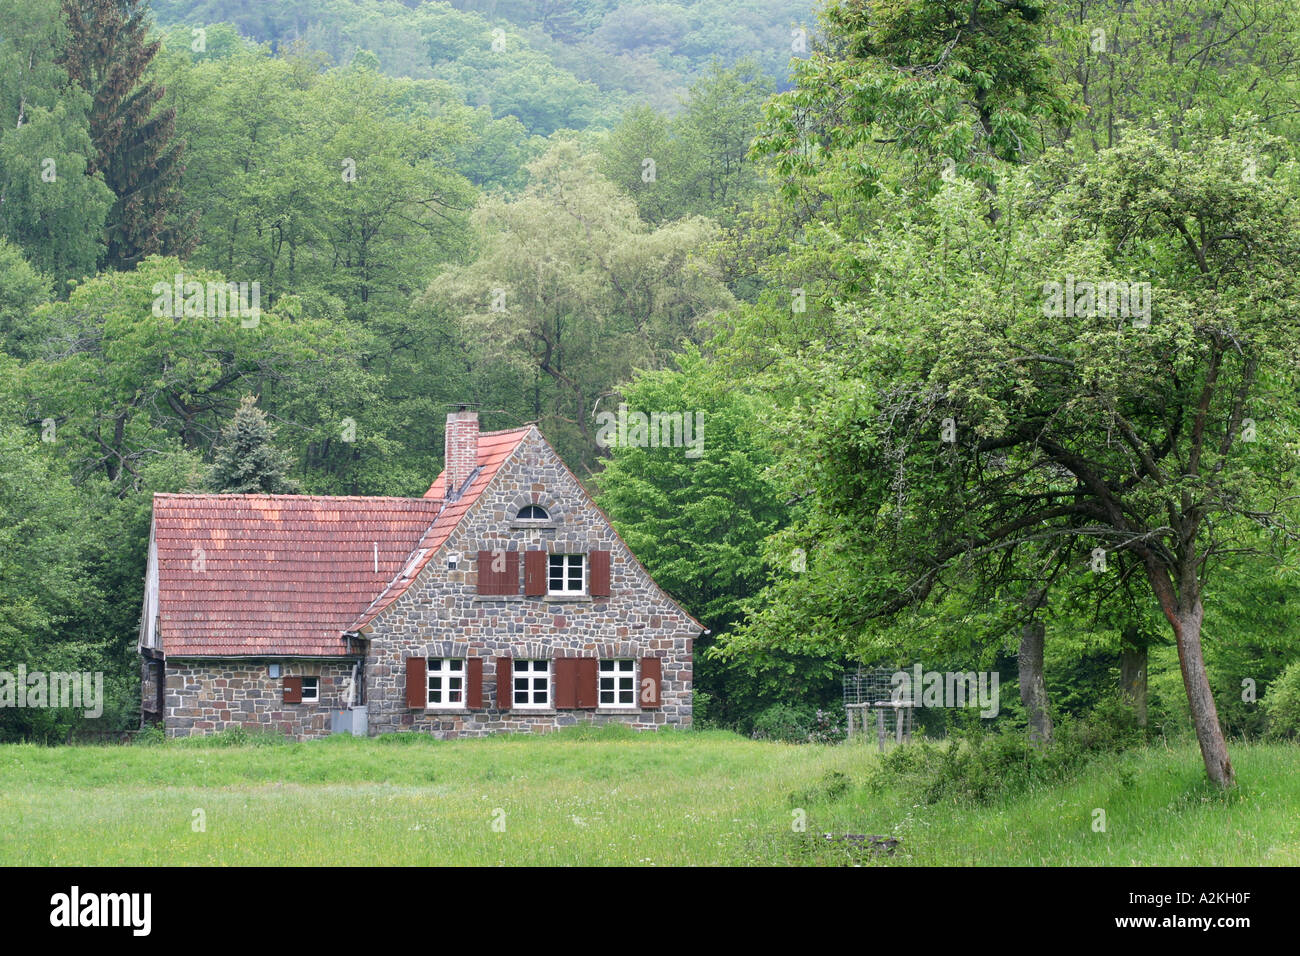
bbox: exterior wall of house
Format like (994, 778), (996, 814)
(364, 431), (696, 739)
(158, 659), (357, 738)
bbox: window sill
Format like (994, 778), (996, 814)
(597, 707), (641, 714)
(423, 708), (469, 715)
(510, 521), (557, 531)
(542, 594), (592, 603)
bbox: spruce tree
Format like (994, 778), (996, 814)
(57, 0), (195, 269)
(206, 396), (299, 495)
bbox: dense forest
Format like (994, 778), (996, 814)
(2, 0), (1299, 789)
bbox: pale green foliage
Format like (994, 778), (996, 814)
(1263, 661), (1300, 740)
(17, 257), (367, 491)
(1052, 0), (1300, 154)
(422, 139), (734, 469)
(599, 58), (773, 224)
(0, 0), (113, 283)
(0, 240), (53, 360)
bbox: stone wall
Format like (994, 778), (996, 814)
(364, 429), (697, 738)
(161, 659), (358, 738)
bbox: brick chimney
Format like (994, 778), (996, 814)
(444, 408), (479, 500)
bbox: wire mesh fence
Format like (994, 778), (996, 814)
(843, 666), (913, 747)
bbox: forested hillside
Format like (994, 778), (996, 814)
(147, 0), (814, 122)
(2, 1), (1300, 792)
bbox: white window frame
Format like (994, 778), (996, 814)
(598, 659), (637, 709)
(426, 658), (466, 709)
(548, 553), (585, 595)
(300, 676), (320, 702)
(517, 504), (549, 521)
(513, 659), (551, 709)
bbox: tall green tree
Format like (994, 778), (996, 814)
(594, 348), (800, 726)
(0, 0), (112, 284)
(58, 0), (195, 269)
(16, 256), (368, 492)
(0, 420), (102, 741)
(752, 0), (1081, 205)
(1052, 0), (1300, 154)
(728, 127), (1300, 789)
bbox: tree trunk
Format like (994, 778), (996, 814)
(1174, 603), (1234, 788)
(1120, 630), (1147, 729)
(1144, 562), (1234, 788)
(1019, 595), (1052, 745)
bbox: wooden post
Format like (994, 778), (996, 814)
(876, 706), (886, 753)
(845, 707), (853, 740)
(895, 704), (904, 744)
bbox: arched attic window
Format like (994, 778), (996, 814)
(517, 504), (549, 521)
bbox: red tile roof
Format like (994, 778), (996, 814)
(154, 495), (443, 656)
(152, 427), (533, 657)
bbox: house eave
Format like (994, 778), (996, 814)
(163, 653), (364, 662)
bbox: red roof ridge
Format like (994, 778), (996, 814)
(154, 492), (437, 502)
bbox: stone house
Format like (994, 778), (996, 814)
(138, 410), (701, 739)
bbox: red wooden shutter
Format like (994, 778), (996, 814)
(524, 550), (547, 596)
(639, 657), (662, 708)
(467, 657), (484, 709)
(496, 657), (513, 709)
(405, 657), (427, 709)
(577, 658), (598, 709)
(477, 550), (519, 595)
(554, 657), (578, 709)
(589, 550), (611, 597)
(283, 676), (303, 704)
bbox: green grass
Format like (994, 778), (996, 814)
(0, 726), (1296, 865)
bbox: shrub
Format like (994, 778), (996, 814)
(750, 703), (814, 743)
(133, 725), (166, 746)
(1263, 661), (1300, 741)
(691, 689), (713, 727)
(807, 708), (845, 744)
(751, 703), (844, 744)
(869, 703), (1140, 805)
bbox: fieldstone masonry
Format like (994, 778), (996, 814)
(363, 429), (696, 738)
(160, 660), (356, 738)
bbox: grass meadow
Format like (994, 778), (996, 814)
(1, 726), (1296, 865)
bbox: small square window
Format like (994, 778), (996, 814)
(427, 658), (466, 708)
(598, 659), (636, 707)
(300, 677), (320, 702)
(548, 554), (585, 594)
(513, 659), (551, 708)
